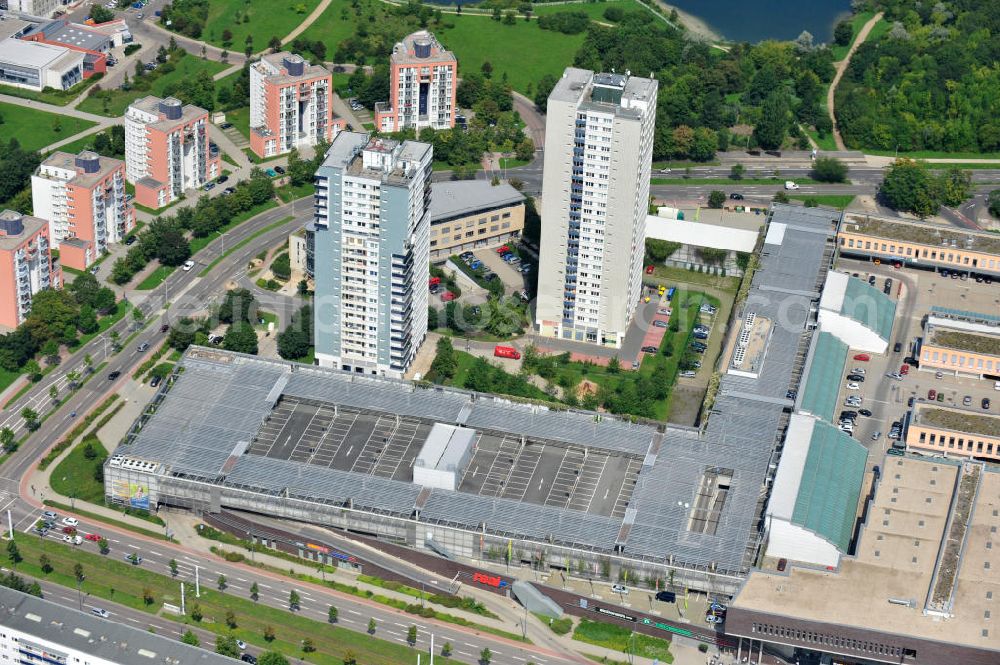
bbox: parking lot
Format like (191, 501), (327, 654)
(834, 258), (1000, 457)
(247, 396), (432, 481)
(456, 434), (643, 518)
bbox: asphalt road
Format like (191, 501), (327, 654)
(5, 511), (582, 665)
(0, 199), (311, 484)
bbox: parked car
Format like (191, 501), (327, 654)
(858, 409), (872, 417)
(62, 517), (79, 526)
(493, 345), (521, 360)
(846, 382), (861, 390)
(846, 374), (865, 382)
(884, 278), (893, 295)
(984, 398), (992, 410)
(776, 558), (787, 572)
(784, 181), (799, 190)
(203, 182), (216, 191)
(928, 389), (937, 400)
(963, 395), (973, 406)
(893, 341), (903, 353)
(653, 320), (668, 328)
(220, 122), (233, 130)
(43, 511), (57, 520)
(217, 175), (229, 184)
(655, 590), (677, 602)
(868, 275), (876, 286)
(900, 364), (910, 375)
(241, 655), (257, 664)
(853, 353), (871, 362)
(611, 584), (628, 595)
(440, 291), (456, 302)
(641, 346), (658, 354)
(852, 367), (866, 375)
(84, 533), (100, 542)
(679, 370), (697, 378)
(124, 553), (143, 565)
(265, 168), (278, 177)
(150, 375), (162, 388)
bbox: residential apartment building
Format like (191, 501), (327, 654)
(838, 212), (1000, 278)
(5, 0), (60, 19)
(125, 96), (220, 209)
(428, 180), (524, 260)
(374, 30), (456, 133)
(0, 586), (238, 665)
(0, 210), (58, 329)
(919, 308), (1000, 379)
(313, 132), (432, 378)
(0, 36), (83, 90)
(249, 52), (342, 158)
(535, 68), (658, 347)
(31, 150), (134, 271)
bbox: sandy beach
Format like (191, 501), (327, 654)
(655, 0), (724, 41)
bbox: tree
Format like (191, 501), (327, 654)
(645, 239), (681, 263)
(258, 653), (290, 665)
(442, 641), (453, 657)
(131, 306), (146, 330)
(66, 370), (81, 390)
(39, 554), (52, 574)
(83, 354), (94, 373)
(289, 589), (300, 609)
(190, 604), (203, 622)
(268, 35), (281, 52)
(90, 4), (115, 23)
(708, 190), (726, 209)
(834, 19), (853, 46)
(811, 156), (848, 183)
(250, 581), (259, 601)
(181, 630), (200, 646)
(21, 407), (38, 432)
(607, 355), (621, 374)
(327, 604), (338, 623)
(218, 288), (257, 324)
(302, 637), (316, 653)
(729, 164), (744, 180)
(879, 158), (939, 218)
(215, 635), (241, 658)
(481, 647), (493, 664)
(773, 191), (790, 204)
(534, 74), (557, 112)
(24, 360), (41, 382)
(217, 574), (227, 591)
(223, 321), (258, 355)
(221, 29), (233, 46)
(263, 624), (275, 642)
(73, 563), (83, 583)
(429, 336), (458, 383)
(407, 624), (417, 645)
(1, 427), (15, 453)
(98, 537), (109, 554)
(343, 650), (358, 665)
(225, 610), (237, 628)
(169, 559), (178, 576)
(76, 305), (98, 334)
(937, 168), (973, 207)
(49, 384), (59, 405)
(988, 190), (1000, 218)
(753, 92), (789, 150)
(142, 587), (154, 605)
(367, 617), (377, 634)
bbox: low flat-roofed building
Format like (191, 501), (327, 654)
(797, 331), (849, 424)
(428, 180), (525, 260)
(906, 402), (1000, 461)
(0, 15), (36, 41)
(764, 414), (868, 568)
(838, 212), (1000, 277)
(818, 271), (896, 354)
(919, 306), (1000, 379)
(0, 36), (82, 90)
(645, 208), (761, 277)
(728, 456), (1000, 665)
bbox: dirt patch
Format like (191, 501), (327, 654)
(667, 385), (705, 426)
(576, 379), (600, 400)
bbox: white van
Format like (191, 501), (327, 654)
(784, 181), (800, 190)
(995, 381), (1000, 391)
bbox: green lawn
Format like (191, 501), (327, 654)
(437, 17), (585, 94)
(49, 128), (123, 158)
(77, 55), (229, 116)
(0, 102), (97, 152)
(531, 0), (638, 21)
(0, 367), (22, 395)
(223, 105), (252, 141)
(76, 301), (133, 348)
(135, 265), (174, 291)
(188, 199), (280, 254)
(573, 619), (673, 662)
(499, 157), (530, 169)
(296, 0), (363, 59)
(865, 149), (1000, 160)
(788, 194), (856, 209)
(830, 11), (875, 62)
(0, 75), (102, 106)
(49, 435), (109, 504)
(13, 536), (466, 665)
(193, 0), (323, 50)
(276, 181), (314, 203)
(199, 215), (295, 276)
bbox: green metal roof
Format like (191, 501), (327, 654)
(842, 278), (897, 341)
(800, 332), (848, 423)
(792, 421), (868, 553)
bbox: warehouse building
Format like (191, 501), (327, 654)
(105, 204), (841, 596)
(817, 271), (896, 354)
(728, 456), (1000, 665)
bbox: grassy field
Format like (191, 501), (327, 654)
(189, 200), (281, 255)
(830, 11), (875, 61)
(13, 536), (466, 665)
(49, 435), (109, 504)
(532, 0), (638, 20)
(194, 0), (323, 49)
(295, 0), (363, 58)
(135, 265), (174, 291)
(865, 149), (1000, 160)
(77, 55), (229, 116)
(573, 619), (674, 662)
(49, 129), (119, 158)
(0, 76), (102, 106)
(788, 194), (856, 209)
(0, 367), (22, 395)
(0, 102), (96, 152)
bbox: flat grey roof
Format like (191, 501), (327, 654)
(0, 36), (70, 68)
(430, 180), (524, 223)
(0, 586), (234, 664)
(40, 20), (109, 52)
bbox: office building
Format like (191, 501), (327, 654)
(124, 96), (220, 209)
(21, 19), (112, 78)
(0, 36), (82, 90)
(428, 180), (524, 260)
(838, 212), (1000, 278)
(919, 306), (1000, 379)
(312, 132), (431, 378)
(0, 210), (58, 329)
(374, 30), (456, 133)
(0, 586), (238, 665)
(4, 0), (60, 19)
(535, 68), (657, 347)
(249, 52), (342, 159)
(32, 150), (134, 271)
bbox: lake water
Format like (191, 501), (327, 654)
(667, 0), (853, 42)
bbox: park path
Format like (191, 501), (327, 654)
(280, 0), (334, 45)
(828, 12), (883, 151)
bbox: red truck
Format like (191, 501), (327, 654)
(494, 345), (521, 360)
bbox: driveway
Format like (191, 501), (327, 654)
(474, 246), (528, 296)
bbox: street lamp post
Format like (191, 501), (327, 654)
(76, 576), (85, 611)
